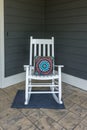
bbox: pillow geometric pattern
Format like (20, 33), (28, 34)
(34, 56), (54, 75)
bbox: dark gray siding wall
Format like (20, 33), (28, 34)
(5, 0), (87, 80)
(46, 0), (87, 80)
(4, 0), (45, 77)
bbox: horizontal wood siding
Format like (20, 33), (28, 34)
(46, 0), (87, 79)
(4, 0), (45, 76)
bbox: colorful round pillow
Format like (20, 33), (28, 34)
(34, 56), (54, 75)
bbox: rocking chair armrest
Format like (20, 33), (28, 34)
(24, 65), (34, 71)
(53, 65), (64, 74)
(53, 65), (64, 75)
(54, 65), (64, 68)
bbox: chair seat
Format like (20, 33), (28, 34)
(29, 74), (59, 80)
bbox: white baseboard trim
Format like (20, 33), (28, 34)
(62, 73), (87, 91)
(2, 72), (25, 88)
(1, 71), (87, 91)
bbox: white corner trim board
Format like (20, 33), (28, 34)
(0, 0), (4, 88)
(62, 73), (87, 91)
(0, 0), (25, 88)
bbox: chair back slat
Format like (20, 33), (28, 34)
(43, 44), (46, 56)
(30, 36), (33, 65)
(34, 44), (36, 57)
(29, 36), (54, 65)
(47, 44), (50, 56)
(52, 37), (54, 57)
(39, 44), (41, 56)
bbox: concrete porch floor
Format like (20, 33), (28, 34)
(0, 82), (87, 130)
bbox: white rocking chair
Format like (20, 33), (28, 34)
(24, 36), (64, 105)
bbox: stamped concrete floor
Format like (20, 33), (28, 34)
(0, 82), (87, 130)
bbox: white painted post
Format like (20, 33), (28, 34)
(0, 0), (4, 88)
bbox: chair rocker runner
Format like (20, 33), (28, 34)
(24, 36), (64, 105)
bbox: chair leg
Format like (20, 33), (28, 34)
(25, 79), (29, 105)
(25, 67), (29, 105)
(51, 79), (59, 104)
(59, 84), (63, 104)
(59, 69), (63, 104)
(25, 80), (32, 105)
(51, 78), (63, 104)
(28, 80), (32, 103)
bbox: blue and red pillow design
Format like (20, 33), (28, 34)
(34, 56), (54, 75)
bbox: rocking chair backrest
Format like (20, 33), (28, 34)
(29, 36), (54, 66)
